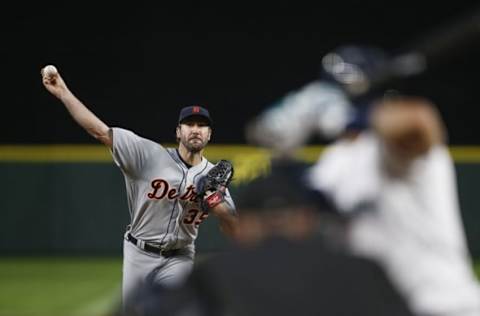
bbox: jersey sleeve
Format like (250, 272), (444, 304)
(306, 133), (382, 213)
(110, 127), (163, 178)
(246, 80), (353, 152)
(223, 188), (237, 216)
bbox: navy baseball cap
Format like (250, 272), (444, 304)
(178, 105), (212, 126)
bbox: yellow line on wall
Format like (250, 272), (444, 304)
(1, 144), (480, 163)
(0, 145), (113, 162)
(449, 147), (480, 163)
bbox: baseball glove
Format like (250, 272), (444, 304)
(196, 159), (234, 211)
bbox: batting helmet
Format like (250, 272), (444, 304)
(320, 44), (390, 96)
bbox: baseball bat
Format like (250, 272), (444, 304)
(364, 5), (480, 95)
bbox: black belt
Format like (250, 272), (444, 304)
(127, 233), (179, 257)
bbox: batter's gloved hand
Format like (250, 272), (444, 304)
(196, 159), (234, 212)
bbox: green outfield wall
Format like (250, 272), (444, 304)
(1, 145), (480, 258)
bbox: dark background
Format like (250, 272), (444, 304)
(2, 2), (480, 145)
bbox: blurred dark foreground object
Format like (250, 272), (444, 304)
(120, 159), (414, 316)
(123, 237), (414, 316)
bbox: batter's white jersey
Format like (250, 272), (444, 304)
(307, 132), (480, 316)
(111, 127), (235, 253)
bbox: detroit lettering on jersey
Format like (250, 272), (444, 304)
(148, 181), (197, 202)
(110, 127), (235, 250)
(147, 180), (208, 227)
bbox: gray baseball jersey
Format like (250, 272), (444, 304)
(111, 127), (235, 252)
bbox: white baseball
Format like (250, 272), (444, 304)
(43, 65), (58, 77)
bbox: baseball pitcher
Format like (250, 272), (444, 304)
(40, 65), (238, 312)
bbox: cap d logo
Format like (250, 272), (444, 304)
(193, 106), (200, 113)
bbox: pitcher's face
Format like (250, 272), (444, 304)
(176, 118), (211, 153)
